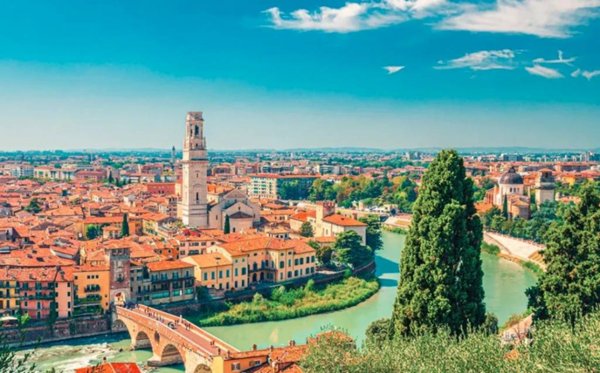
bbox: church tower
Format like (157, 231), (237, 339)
(180, 112), (209, 228)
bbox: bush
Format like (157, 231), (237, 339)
(194, 277), (380, 327)
(301, 309), (600, 373)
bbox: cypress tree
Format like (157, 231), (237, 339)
(224, 215), (231, 234)
(527, 183), (600, 325)
(121, 213), (130, 237)
(502, 195), (509, 219)
(391, 150), (485, 336)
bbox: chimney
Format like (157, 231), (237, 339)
(252, 344), (257, 351)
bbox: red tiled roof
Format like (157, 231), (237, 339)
(322, 214), (366, 227)
(146, 259), (194, 272)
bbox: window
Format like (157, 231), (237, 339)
(279, 261), (284, 269)
(231, 363), (241, 371)
(211, 272), (215, 280)
(203, 273), (208, 281)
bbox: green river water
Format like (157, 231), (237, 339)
(26, 232), (537, 372)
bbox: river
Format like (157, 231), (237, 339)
(26, 232), (537, 372)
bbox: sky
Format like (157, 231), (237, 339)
(1, 0), (599, 151)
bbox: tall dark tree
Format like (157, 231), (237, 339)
(300, 221), (314, 238)
(121, 213), (130, 237)
(359, 215), (383, 251)
(502, 195), (509, 219)
(527, 184), (600, 325)
(224, 215), (231, 234)
(391, 150), (485, 336)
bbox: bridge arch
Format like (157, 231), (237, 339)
(135, 330), (152, 350)
(158, 343), (185, 366)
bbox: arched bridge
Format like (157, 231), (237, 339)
(114, 304), (239, 373)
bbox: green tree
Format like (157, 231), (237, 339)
(308, 179), (336, 201)
(502, 195), (509, 219)
(333, 231), (373, 269)
(107, 172), (114, 184)
(24, 198), (42, 214)
(527, 183), (600, 325)
(309, 241), (333, 267)
(85, 225), (101, 240)
(300, 222), (314, 238)
(121, 213), (130, 237)
(359, 215), (383, 251)
(391, 150), (485, 337)
(224, 215), (231, 234)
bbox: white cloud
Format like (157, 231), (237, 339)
(525, 65), (564, 79)
(435, 49), (517, 70)
(264, 0), (449, 33)
(264, 3), (403, 33)
(571, 68), (600, 80)
(533, 50), (576, 65)
(439, 0), (600, 38)
(383, 65), (405, 74)
(582, 70), (600, 80)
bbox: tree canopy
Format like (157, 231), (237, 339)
(300, 222), (314, 238)
(359, 215), (383, 251)
(391, 149), (485, 337)
(333, 231), (373, 269)
(527, 183), (600, 325)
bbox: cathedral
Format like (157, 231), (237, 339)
(178, 112), (260, 231)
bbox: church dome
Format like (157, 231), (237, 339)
(499, 167), (523, 185)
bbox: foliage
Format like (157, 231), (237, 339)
(300, 222), (314, 238)
(527, 183), (600, 326)
(391, 149), (486, 337)
(308, 179), (337, 201)
(278, 179), (312, 200)
(482, 201), (565, 244)
(224, 215), (231, 234)
(0, 315), (36, 373)
(301, 309), (600, 373)
(359, 215), (383, 251)
(481, 242), (501, 256)
(120, 214), (130, 237)
(472, 177), (496, 201)
(194, 277), (380, 326)
(85, 225), (102, 240)
(521, 261), (544, 277)
(309, 241), (333, 267)
(333, 231), (373, 269)
(309, 175), (417, 212)
(24, 198), (42, 214)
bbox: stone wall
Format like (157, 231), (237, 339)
(2, 315), (110, 347)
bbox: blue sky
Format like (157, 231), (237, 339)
(1, 0), (599, 150)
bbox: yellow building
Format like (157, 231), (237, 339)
(73, 265), (110, 315)
(183, 253), (236, 291)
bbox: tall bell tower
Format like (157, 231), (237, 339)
(180, 112), (209, 228)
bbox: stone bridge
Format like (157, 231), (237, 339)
(114, 304), (239, 373)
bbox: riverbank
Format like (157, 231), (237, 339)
(193, 276), (380, 327)
(481, 241), (544, 276)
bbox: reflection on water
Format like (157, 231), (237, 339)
(27, 231), (537, 372)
